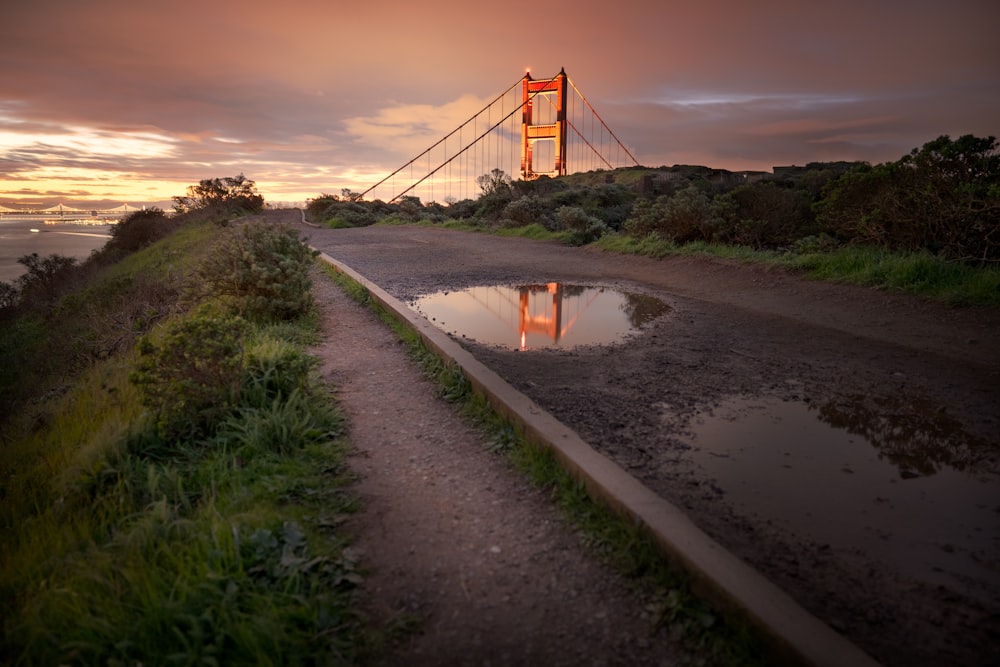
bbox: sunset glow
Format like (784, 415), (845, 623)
(1, 0), (996, 208)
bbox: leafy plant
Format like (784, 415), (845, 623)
(715, 183), (814, 248)
(101, 207), (178, 258)
(556, 205), (609, 245)
(130, 305), (249, 440)
(0, 253), (80, 312)
(816, 134), (1000, 263)
(624, 185), (722, 243)
(191, 221), (319, 321)
(502, 195), (549, 227)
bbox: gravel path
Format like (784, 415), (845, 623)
(310, 271), (687, 666)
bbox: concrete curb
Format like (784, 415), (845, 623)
(316, 251), (881, 667)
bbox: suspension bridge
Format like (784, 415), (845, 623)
(361, 68), (639, 204)
(0, 203), (142, 219)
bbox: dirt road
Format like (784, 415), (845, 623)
(290, 214), (999, 666)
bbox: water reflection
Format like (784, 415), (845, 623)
(819, 394), (995, 476)
(412, 282), (670, 351)
(678, 396), (1000, 600)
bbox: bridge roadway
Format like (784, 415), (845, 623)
(290, 213), (999, 666)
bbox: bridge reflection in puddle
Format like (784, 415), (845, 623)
(678, 395), (999, 603)
(411, 282), (669, 351)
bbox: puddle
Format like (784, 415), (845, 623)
(411, 283), (670, 351)
(678, 396), (999, 601)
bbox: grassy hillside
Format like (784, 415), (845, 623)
(0, 211), (385, 665)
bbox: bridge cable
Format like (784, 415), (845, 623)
(566, 76), (639, 166)
(382, 74), (563, 203)
(359, 76), (524, 200)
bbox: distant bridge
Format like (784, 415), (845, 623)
(0, 203), (143, 219)
(361, 68), (639, 204)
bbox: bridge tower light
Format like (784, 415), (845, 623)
(521, 67), (567, 180)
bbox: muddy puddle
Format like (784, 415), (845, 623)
(676, 395), (999, 603)
(411, 283), (670, 351)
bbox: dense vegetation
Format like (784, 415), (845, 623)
(0, 178), (390, 664)
(308, 134), (999, 305)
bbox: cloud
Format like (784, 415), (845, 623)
(1, 0), (997, 204)
(344, 94), (497, 154)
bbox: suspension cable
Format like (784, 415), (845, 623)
(362, 71), (638, 201)
(566, 75), (639, 167)
(386, 77), (559, 203)
(359, 76), (524, 200)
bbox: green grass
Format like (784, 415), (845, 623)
(595, 232), (1000, 307)
(320, 217), (362, 229)
(1, 221), (387, 666)
(785, 246), (1000, 306)
(438, 219), (481, 232)
(493, 222), (572, 241)
(325, 266), (768, 666)
(1, 311), (378, 665)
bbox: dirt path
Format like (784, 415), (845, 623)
(283, 213), (999, 666)
(310, 273), (687, 666)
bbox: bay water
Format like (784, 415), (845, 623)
(0, 217), (114, 283)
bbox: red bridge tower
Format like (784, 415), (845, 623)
(521, 68), (567, 180)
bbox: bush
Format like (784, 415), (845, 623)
(816, 135), (1000, 263)
(5, 253), (80, 311)
(191, 221), (318, 321)
(556, 206), (609, 245)
(0, 282), (17, 310)
(715, 184), (814, 248)
(444, 198), (479, 219)
(130, 306), (249, 441)
(503, 196), (548, 227)
(102, 208), (177, 256)
(623, 185), (721, 243)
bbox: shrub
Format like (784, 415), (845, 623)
(335, 204), (378, 227)
(191, 221), (318, 321)
(624, 185), (721, 243)
(130, 306), (249, 441)
(815, 135), (1000, 263)
(0, 282), (17, 310)
(5, 253), (80, 311)
(556, 206), (610, 245)
(503, 195), (547, 226)
(102, 208), (177, 257)
(444, 198), (479, 220)
(715, 183), (815, 248)
(475, 169), (515, 220)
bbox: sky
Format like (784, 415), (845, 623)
(1, 0), (998, 208)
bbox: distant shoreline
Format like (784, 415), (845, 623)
(1, 216), (118, 225)
(0, 219), (115, 283)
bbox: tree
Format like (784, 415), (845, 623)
(475, 169), (515, 220)
(476, 168), (513, 196)
(172, 173), (265, 214)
